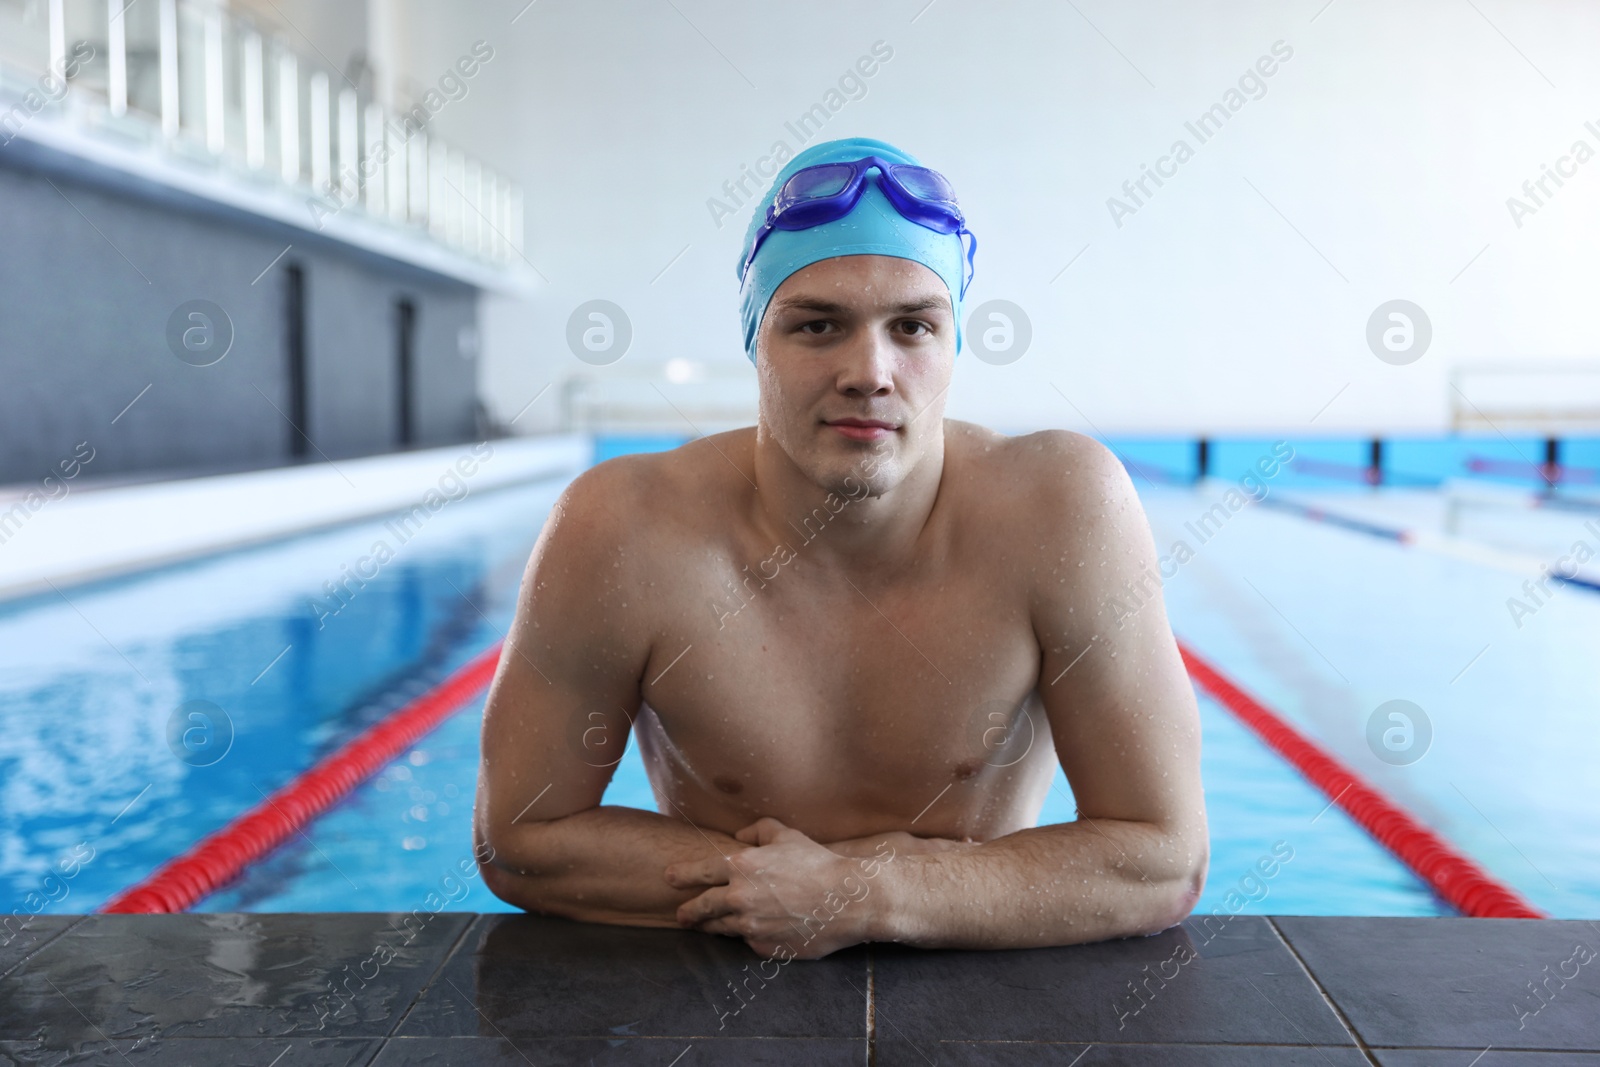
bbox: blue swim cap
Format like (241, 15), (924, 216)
(736, 136), (969, 364)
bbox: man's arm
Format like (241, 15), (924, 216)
(473, 458), (753, 927)
(870, 432), (1208, 949)
(823, 831), (975, 858)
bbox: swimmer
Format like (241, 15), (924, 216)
(474, 136), (1207, 960)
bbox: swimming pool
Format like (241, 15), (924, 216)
(2, 439), (1595, 922)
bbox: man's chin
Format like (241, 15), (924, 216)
(823, 455), (899, 501)
(765, 421), (904, 497)
(821, 428), (891, 458)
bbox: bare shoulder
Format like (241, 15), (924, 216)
(541, 429), (753, 566)
(540, 449), (653, 561)
(515, 432), (747, 668)
(946, 420), (1132, 522)
(946, 421), (1156, 630)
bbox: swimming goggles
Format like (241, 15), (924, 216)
(738, 155), (977, 299)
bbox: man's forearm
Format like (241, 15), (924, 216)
(873, 818), (1205, 950)
(822, 829), (974, 858)
(479, 804), (750, 928)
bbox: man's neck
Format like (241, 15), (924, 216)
(747, 421), (948, 578)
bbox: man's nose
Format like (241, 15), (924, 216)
(835, 327), (896, 396)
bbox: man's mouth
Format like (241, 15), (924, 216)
(824, 418), (898, 441)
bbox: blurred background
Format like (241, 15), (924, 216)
(1, 0), (1596, 922)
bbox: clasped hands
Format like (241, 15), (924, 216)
(662, 816), (976, 959)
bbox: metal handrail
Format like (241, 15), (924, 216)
(1448, 362), (1600, 433)
(561, 362), (759, 434)
(13, 0), (523, 268)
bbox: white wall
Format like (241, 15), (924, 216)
(384, 0), (1600, 435)
(231, 0), (370, 81)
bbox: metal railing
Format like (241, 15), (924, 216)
(561, 361), (759, 434)
(1449, 363), (1600, 434)
(4, 0), (523, 267)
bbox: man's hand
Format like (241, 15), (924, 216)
(663, 817), (895, 959)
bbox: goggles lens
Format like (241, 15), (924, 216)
(889, 164), (956, 203)
(783, 163), (854, 201)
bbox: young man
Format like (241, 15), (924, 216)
(475, 136), (1207, 959)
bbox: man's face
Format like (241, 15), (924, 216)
(754, 254), (954, 499)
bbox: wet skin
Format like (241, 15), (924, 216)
(475, 255), (1207, 959)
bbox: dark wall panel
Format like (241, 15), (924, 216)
(0, 161), (480, 485)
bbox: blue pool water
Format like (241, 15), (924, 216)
(0, 481), (553, 917)
(2, 437), (1596, 921)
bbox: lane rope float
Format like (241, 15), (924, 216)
(102, 642), (504, 914)
(1467, 455), (1596, 485)
(1177, 639), (1545, 919)
(1255, 493), (1600, 594)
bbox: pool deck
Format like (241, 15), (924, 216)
(2, 913), (1596, 1064)
(0, 434), (590, 604)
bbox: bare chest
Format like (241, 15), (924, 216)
(631, 551), (1053, 840)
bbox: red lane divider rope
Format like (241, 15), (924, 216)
(102, 642), (504, 914)
(1288, 456), (1380, 484)
(1177, 640), (1545, 919)
(1467, 455), (1597, 484)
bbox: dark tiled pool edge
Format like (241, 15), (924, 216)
(1, 913), (1596, 1064)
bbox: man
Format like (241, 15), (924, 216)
(475, 136), (1207, 960)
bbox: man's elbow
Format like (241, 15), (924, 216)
(478, 853), (523, 907)
(478, 849), (583, 920)
(1140, 833), (1209, 936)
(1159, 864), (1208, 932)
(475, 817), (557, 914)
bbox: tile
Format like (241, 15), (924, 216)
(0, 1037), (377, 1066)
(0, 916), (81, 979)
(0, 912), (473, 1045)
(878, 1042), (1371, 1066)
(373, 1035), (863, 1065)
(1375, 1053), (1600, 1066)
(871, 916), (1355, 1049)
(396, 913), (869, 1040)
(1276, 917), (1600, 1051)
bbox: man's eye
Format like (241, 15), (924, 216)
(800, 321), (831, 334)
(900, 321), (931, 335)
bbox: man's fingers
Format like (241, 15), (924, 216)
(664, 855), (731, 888)
(735, 818), (780, 844)
(695, 915), (745, 938)
(676, 886), (737, 928)
(737, 816), (792, 846)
